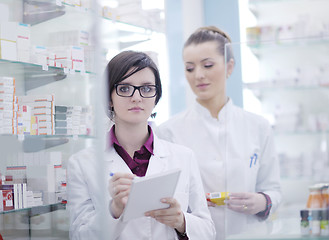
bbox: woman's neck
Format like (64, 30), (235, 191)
(197, 95), (228, 119)
(114, 122), (149, 157)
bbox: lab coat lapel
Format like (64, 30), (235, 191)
(105, 147), (132, 174)
(145, 135), (168, 177)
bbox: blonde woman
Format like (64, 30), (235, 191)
(157, 26), (281, 240)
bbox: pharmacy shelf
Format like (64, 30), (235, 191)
(0, 202), (67, 240)
(0, 135), (68, 153)
(246, 37), (329, 57)
(274, 130), (329, 136)
(60, 0), (164, 33)
(0, 59), (93, 74)
(0, 59), (97, 95)
(26, 0), (156, 51)
(244, 83), (329, 91)
(248, 0), (320, 18)
(0, 134), (95, 153)
(23, 0), (66, 26)
(0, 202), (66, 216)
(0, 59), (66, 91)
(228, 235), (328, 240)
(249, 0), (315, 5)
(62, 0), (158, 50)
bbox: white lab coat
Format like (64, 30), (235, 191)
(156, 99), (282, 240)
(67, 133), (216, 240)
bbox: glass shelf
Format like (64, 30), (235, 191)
(248, 0), (324, 18)
(244, 83), (329, 91)
(228, 235), (328, 240)
(246, 37), (329, 56)
(274, 130), (329, 136)
(0, 134), (95, 153)
(0, 202), (66, 217)
(34, 0), (159, 43)
(249, 0), (316, 5)
(0, 58), (94, 91)
(61, 1), (164, 33)
(0, 59), (94, 75)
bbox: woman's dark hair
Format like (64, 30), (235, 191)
(184, 26), (234, 63)
(106, 51), (162, 108)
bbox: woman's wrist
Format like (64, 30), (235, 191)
(110, 201), (122, 219)
(175, 214), (186, 234)
(256, 192), (272, 218)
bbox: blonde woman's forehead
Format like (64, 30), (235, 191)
(183, 42), (223, 62)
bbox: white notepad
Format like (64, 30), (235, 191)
(122, 168), (181, 222)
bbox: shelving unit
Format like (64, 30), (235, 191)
(0, 0), (166, 238)
(234, 0), (329, 239)
(0, 1), (95, 239)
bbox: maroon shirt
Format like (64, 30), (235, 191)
(109, 125), (153, 177)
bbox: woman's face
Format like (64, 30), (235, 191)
(183, 41), (230, 103)
(111, 67), (156, 125)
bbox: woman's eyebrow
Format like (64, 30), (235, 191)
(200, 58), (213, 62)
(119, 81), (155, 85)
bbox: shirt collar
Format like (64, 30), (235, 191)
(193, 97), (233, 122)
(108, 125), (154, 155)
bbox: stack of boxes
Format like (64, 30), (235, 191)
(55, 105), (93, 136)
(17, 95), (55, 136)
(0, 22), (31, 62)
(0, 22), (89, 73)
(48, 30), (90, 72)
(0, 76), (17, 135)
(0, 151), (67, 211)
(31, 45), (86, 72)
(24, 151), (66, 206)
(0, 90), (95, 137)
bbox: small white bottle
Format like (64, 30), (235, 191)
(311, 209), (321, 236)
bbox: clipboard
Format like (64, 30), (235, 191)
(121, 168), (181, 222)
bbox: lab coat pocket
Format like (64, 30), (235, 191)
(174, 191), (189, 212)
(248, 160), (260, 189)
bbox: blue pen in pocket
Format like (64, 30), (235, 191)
(249, 153), (258, 168)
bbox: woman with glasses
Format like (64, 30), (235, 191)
(67, 50), (215, 239)
(156, 26), (282, 240)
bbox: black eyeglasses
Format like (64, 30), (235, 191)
(115, 84), (157, 98)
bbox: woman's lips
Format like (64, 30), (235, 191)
(197, 83), (209, 90)
(129, 107), (143, 112)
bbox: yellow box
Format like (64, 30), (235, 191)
(206, 192), (229, 206)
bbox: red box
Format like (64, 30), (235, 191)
(1, 189), (14, 211)
(0, 185), (14, 211)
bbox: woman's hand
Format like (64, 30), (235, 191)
(144, 198), (186, 234)
(108, 172), (135, 218)
(206, 192), (217, 207)
(226, 192), (266, 215)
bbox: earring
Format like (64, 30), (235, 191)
(108, 106), (115, 120)
(150, 112), (157, 118)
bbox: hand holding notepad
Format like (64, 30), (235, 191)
(121, 168), (181, 222)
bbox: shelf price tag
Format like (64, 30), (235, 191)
(42, 65), (49, 71)
(80, 68), (86, 76)
(18, 134), (25, 142)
